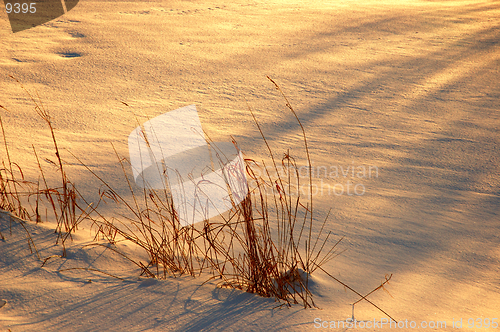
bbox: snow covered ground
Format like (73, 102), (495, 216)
(1, 0), (499, 331)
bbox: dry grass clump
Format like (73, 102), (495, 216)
(0, 114), (32, 221)
(82, 145), (336, 307)
(0, 77), (395, 319)
(0, 76), (86, 255)
(78, 97), (338, 307)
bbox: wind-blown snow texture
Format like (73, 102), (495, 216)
(1, 1), (499, 331)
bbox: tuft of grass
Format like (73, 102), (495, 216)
(0, 112), (32, 221)
(80, 79), (395, 316)
(76, 99), (338, 307)
(1, 76), (87, 256)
